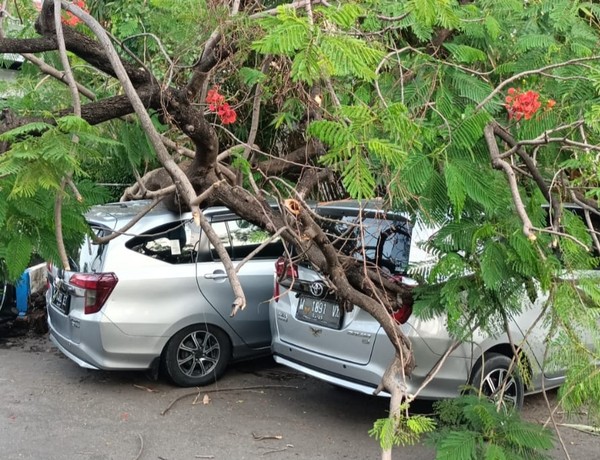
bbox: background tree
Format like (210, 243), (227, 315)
(1, 1), (600, 458)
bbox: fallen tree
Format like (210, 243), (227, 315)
(1, 1), (600, 458)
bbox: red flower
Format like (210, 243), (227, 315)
(504, 87), (548, 121)
(205, 86), (236, 125)
(217, 104), (237, 125)
(62, 0), (88, 26)
(206, 87), (225, 107)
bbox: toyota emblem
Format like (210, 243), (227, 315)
(309, 281), (326, 298)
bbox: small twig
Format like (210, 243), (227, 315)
(66, 177), (82, 202)
(262, 445), (293, 456)
(132, 433), (143, 460)
(133, 384), (159, 393)
(189, 179), (225, 206)
(252, 432), (283, 441)
(93, 198), (164, 244)
(558, 423), (600, 436)
(161, 385), (299, 416)
(22, 53), (96, 100)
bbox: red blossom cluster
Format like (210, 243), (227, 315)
(206, 87), (237, 125)
(63, 1), (88, 26)
(505, 87), (556, 121)
(33, 0), (88, 26)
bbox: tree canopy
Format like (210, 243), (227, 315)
(1, 1), (600, 457)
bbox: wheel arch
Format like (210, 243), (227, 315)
(161, 321), (233, 357)
(470, 343), (534, 391)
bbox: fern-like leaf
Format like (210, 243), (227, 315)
(0, 122), (53, 141)
(320, 35), (385, 81)
(444, 44), (487, 63)
(307, 120), (352, 149)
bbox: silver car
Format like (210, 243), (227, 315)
(270, 201), (572, 408)
(47, 200), (282, 386)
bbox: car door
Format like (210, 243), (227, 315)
(195, 213), (282, 348)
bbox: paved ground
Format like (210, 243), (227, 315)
(0, 331), (597, 460)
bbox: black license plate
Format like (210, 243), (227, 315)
(296, 297), (343, 329)
(51, 287), (70, 314)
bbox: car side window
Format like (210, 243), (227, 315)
(126, 220), (200, 264)
(209, 221), (233, 260)
(209, 218), (283, 261)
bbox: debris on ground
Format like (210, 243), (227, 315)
(0, 288), (48, 343)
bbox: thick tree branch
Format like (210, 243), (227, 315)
(0, 36), (57, 53)
(255, 139), (322, 176)
(485, 124), (535, 239)
(36, 4), (153, 86)
(61, 1), (249, 312)
(492, 123), (563, 230)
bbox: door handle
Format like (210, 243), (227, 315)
(204, 271), (228, 280)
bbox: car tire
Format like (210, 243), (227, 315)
(469, 352), (525, 410)
(163, 324), (231, 387)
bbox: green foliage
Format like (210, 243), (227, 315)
(0, 117), (121, 199)
(252, 9), (310, 55)
(429, 396), (554, 460)
(322, 3), (365, 29)
(0, 179), (108, 280)
(238, 67), (267, 87)
(369, 407), (436, 449)
(0, 116), (116, 278)
(254, 5), (384, 84)
(319, 35), (385, 81)
(443, 44), (487, 64)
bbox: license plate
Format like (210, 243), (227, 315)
(51, 287), (70, 314)
(296, 297), (343, 329)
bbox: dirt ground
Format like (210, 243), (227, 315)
(0, 328), (598, 460)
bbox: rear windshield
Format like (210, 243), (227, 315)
(316, 212), (412, 275)
(70, 224), (110, 273)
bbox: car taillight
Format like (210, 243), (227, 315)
(274, 257), (298, 302)
(392, 304), (412, 324)
(392, 276), (414, 324)
(70, 273), (118, 315)
(275, 257), (298, 279)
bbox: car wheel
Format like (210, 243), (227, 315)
(163, 325), (231, 387)
(469, 352), (525, 411)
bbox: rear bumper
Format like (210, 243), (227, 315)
(47, 305), (166, 371)
(274, 354), (389, 396)
(49, 332), (99, 370)
(272, 338), (472, 400)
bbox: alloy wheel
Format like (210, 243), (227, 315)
(176, 330), (221, 378)
(480, 367), (519, 409)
